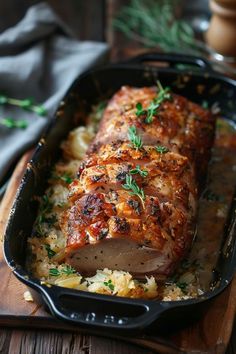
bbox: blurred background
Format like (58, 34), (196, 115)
(0, 0), (212, 61)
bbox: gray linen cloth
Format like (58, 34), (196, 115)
(0, 2), (108, 184)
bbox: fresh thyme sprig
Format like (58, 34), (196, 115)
(49, 265), (76, 277)
(130, 165), (148, 177)
(135, 81), (172, 123)
(156, 145), (169, 154)
(0, 117), (28, 129)
(122, 174), (145, 205)
(113, 0), (236, 77)
(113, 0), (208, 56)
(0, 95), (47, 116)
(128, 125), (143, 150)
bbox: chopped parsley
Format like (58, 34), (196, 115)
(155, 145), (169, 154)
(130, 165), (148, 178)
(49, 265), (76, 277)
(128, 125), (143, 150)
(104, 279), (115, 291)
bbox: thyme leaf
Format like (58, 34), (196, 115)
(130, 165), (148, 177)
(155, 145), (169, 154)
(135, 102), (145, 116)
(122, 174), (145, 203)
(128, 125), (143, 150)
(0, 95), (47, 116)
(0, 118), (28, 129)
(135, 81), (172, 123)
(61, 265), (77, 275)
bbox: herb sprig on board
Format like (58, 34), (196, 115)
(0, 94), (47, 129)
(128, 125), (143, 150)
(0, 118), (28, 129)
(0, 95), (47, 116)
(136, 81), (172, 124)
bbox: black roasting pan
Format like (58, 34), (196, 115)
(3, 53), (236, 335)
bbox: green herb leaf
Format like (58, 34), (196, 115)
(49, 268), (60, 277)
(155, 145), (169, 154)
(128, 125), (143, 150)
(130, 165), (148, 177)
(33, 105), (47, 116)
(0, 118), (28, 129)
(136, 102), (145, 116)
(122, 174), (145, 203)
(45, 244), (56, 259)
(0, 95), (47, 117)
(113, 0), (205, 58)
(49, 265), (76, 277)
(104, 279), (115, 291)
(61, 265), (77, 275)
(19, 98), (34, 109)
(135, 81), (172, 124)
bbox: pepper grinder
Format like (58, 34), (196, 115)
(206, 0), (236, 57)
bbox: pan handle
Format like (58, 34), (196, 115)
(39, 284), (169, 332)
(123, 52), (214, 71)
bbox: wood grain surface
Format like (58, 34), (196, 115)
(0, 2), (235, 352)
(0, 151), (235, 354)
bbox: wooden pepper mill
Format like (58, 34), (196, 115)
(206, 0), (236, 57)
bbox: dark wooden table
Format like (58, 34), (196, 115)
(0, 1), (235, 353)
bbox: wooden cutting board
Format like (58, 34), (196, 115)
(0, 151), (235, 354)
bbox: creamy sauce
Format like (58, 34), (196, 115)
(173, 118), (236, 291)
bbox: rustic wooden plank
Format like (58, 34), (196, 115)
(0, 328), (12, 354)
(89, 336), (153, 354)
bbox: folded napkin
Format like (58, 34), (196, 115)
(0, 2), (108, 184)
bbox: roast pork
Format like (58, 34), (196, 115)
(60, 85), (215, 278)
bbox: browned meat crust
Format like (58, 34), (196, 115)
(60, 85), (215, 278)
